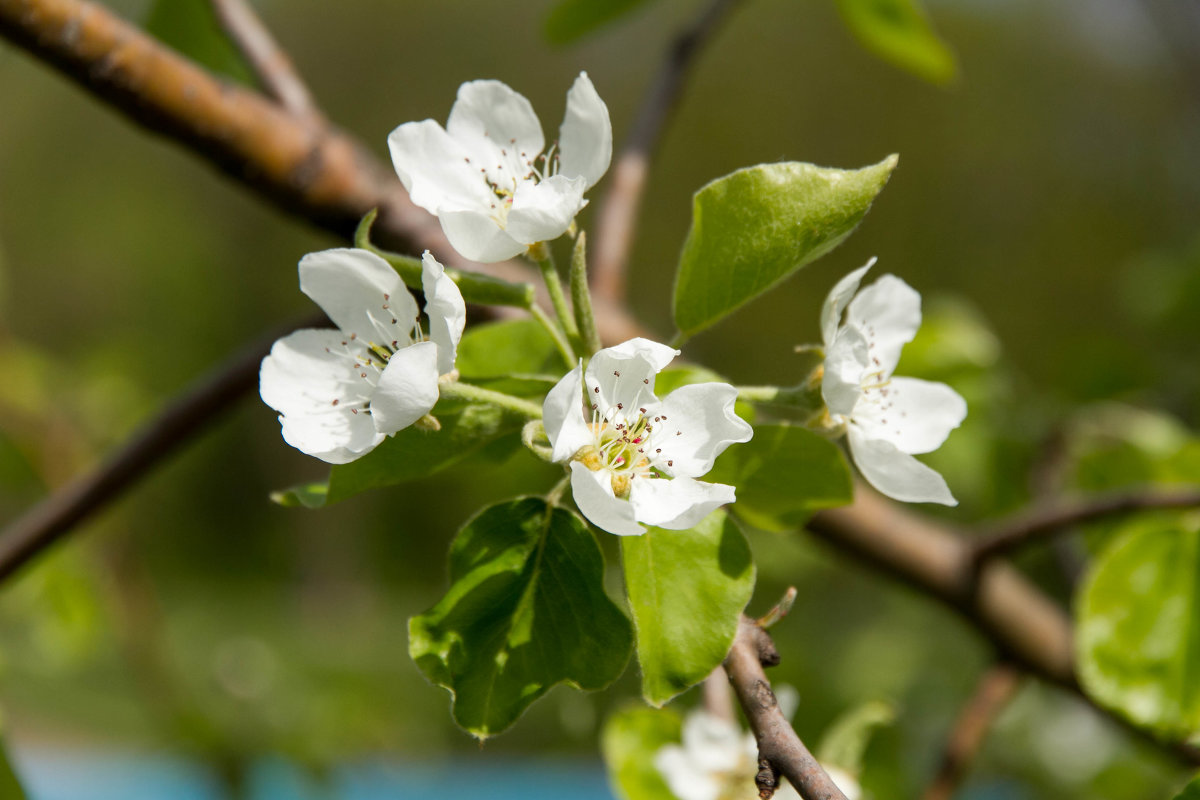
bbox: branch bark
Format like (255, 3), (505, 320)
(209, 0), (321, 122)
(589, 0), (745, 304)
(724, 617), (849, 800)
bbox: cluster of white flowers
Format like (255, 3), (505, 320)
(258, 73), (966, 535)
(654, 707), (861, 800)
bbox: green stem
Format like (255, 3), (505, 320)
(438, 381), (543, 420)
(530, 304), (577, 368)
(569, 232), (602, 355)
(529, 245), (581, 346)
(668, 330), (690, 349)
(735, 385), (784, 404)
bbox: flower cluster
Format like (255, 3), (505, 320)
(259, 248), (464, 464)
(819, 260), (967, 505)
(543, 338), (752, 536)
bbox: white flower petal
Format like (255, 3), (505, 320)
(505, 174), (587, 245)
(557, 71), (612, 189)
(370, 341), (440, 434)
(822, 325), (869, 417)
(654, 746), (720, 800)
(299, 248), (417, 343)
(847, 425), (957, 505)
(259, 329), (384, 463)
(655, 383), (751, 478)
(823, 766), (862, 800)
(387, 119), (495, 214)
(439, 208), (527, 263)
(845, 274), (921, 376)
(629, 476), (734, 529)
(820, 258), (876, 347)
(585, 348), (661, 415)
(851, 376), (967, 455)
(680, 712), (748, 773)
(569, 462), (644, 536)
(420, 252), (466, 376)
(544, 365), (591, 463)
(605, 337), (679, 372)
(447, 79), (545, 188)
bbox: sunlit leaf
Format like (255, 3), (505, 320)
(143, 0), (254, 83)
(455, 318), (562, 381)
(410, 498), (633, 737)
(1174, 775), (1200, 800)
(602, 706), (682, 800)
(673, 157), (898, 338)
(816, 700), (895, 774)
(544, 0), (658, 44)
(708, 424), (853, 532)
(834, 0), (958, 85)
(621, 510), (754, 706)
(1076, 517), (1200, 739)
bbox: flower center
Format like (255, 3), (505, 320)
(466, 135), (562, 228)
(319, 292), (426, 414)
(573, 380), (680, 498)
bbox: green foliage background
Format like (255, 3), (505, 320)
(0, 0), (1198, 797)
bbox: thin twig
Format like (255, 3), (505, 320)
(704, 666), (736, 723)
(590, 0), (745, 304)
(208, 0), (322, 123)
(971, 489), (1200, 565)
(921, 663), (1022, 800)
(0, 317), (324, 582)
(724, 616), (849, 800)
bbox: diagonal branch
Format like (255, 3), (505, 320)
(209, 0), (322, 122)
(724, 617), (849, 800)
(971, 489), (1200, 565)
(589, 0), (746, 304)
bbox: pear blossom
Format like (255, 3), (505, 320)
(259, 248), (465, 464)
(388, 72), (612, 263)
(654, 706), (862, 800)
(542, 338), (751, 536)
(820, 259), (967, 505)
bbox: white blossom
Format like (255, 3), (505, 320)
(542, 338), (751, 536)
(820, 259), (966, 505)
(388, 72), (612, 263)
(259, 248), (465, 464)
(654, 707), (862, 800)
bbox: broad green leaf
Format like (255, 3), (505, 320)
(1174, 776), (1200, 800)
(0, 736), (25, 800)
(455, 319), (562, 381)
(602, 706), (682, 800)
(621, 510), (754, 706)
(673, 157), (898, 337)
(1076, 517), (1200, 739)
(816, 700), (895, 773)
(835, 0), (958, 85)
(410, 498), (633, 737)
(708, 424), (853, 532)
(143, 0), (254, 83)
(544, 0), (658, 44)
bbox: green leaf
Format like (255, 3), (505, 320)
(708, 424), (853, 532)
(602, 706), (682, 800)
(1076, 516), (1200, 740)
(269, 482), (328, 509)
(816, 700), (895, 774)
(544, 0), (658, 44)
(621, 510), (754, 706)
(143, 0), (254, 83)
(673, 157), (898, 338)
(1174, 776), (1200, 800)
(835, 0), (958, 85)
(455, 319), (562, 381)
(410, 498), (633, 737)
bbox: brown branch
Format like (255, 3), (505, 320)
(971, 489), (1200, 564)
(921, 663), (1022, 800)
(807, 490), (1200, 765)
(724, 617), (848, 800)
(590, 0), (745, 304)
(208, 0), (321, 123)
(0, 318), (322, 581)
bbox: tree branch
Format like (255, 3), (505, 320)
(724, 617), (849, 800)
(208, 0), (321, 122)
(0, 318), (321, 581)
(807, 489), (1200, 764)
(589, 0), (745, 304)
(921, 663), (1021, 800)
(971, 489), (1200, 564)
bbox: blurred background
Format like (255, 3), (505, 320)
(1, 0), (1199, 797)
